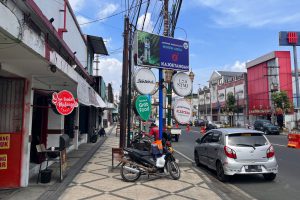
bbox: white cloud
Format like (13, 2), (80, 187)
(93, 58), (122, 91)
(137, 13), (154, 32)
(220, 60), (247, 72)
(97, 3), (119, 20)
(230, 60), (247, 72)
(76, 15), (90, 27)
(69, 0), (85, 12)
(192, 0), (300, 28)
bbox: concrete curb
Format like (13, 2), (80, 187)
(37, 124), (116, 200)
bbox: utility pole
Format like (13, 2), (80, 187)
(127, 23), (133, 147)
(158, 0), (169, 139)
(120, 16), (129, 148)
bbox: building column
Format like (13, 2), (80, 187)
(74, 107), (80, 150)
(21, 77), (34, 187)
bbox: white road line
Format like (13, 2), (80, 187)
(272, 143), (287, 147)
(174, 149), (194, 163)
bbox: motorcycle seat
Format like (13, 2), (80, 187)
(125, 148), (152, 156)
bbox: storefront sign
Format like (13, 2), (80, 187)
(279, 31), (300, 46)
(172, 72), (192, 97)
(135, 95), (152, 121)
(135, 30), (189, 71)
(134, 68), (156, 94)
(173, 99), (192, 124)
(52, 90), (78, 115)
(0, 134), (10, 149)
(0, 154), (7, 170)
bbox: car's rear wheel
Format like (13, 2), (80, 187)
(216, 161), (229, 182)
(263, 173), (276, 181)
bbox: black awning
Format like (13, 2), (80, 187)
(87, 35), (108, 55)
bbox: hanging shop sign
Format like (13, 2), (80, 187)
(134, 68), (156, 94)
(174, 99), (192, 125)
(134, 30), (189, 71)
(134, 95), (152, 121)
(172, 72), (192, 97)
(0, 134), (10, 149)
(52, 90), (78, 115)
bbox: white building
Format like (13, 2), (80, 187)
(0, 0), (108, 188)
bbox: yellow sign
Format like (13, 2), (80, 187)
(0, 154), (7, 170)
(0, 134), (10, 149)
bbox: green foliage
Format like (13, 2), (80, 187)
(226, 93), (236, 112)
(271, 91), (292, 111)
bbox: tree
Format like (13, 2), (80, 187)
(272, 91), (293, 128)
(225, 93), (237, 126)
(271, 91), (292, 113)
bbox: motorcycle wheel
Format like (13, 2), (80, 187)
(167, 161), (180, 180)
(120, 162), (141, 182)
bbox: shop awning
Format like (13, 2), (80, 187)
(105, 102), (116, 110)
(77, 77), (106, 108)
(87, 35), (108, 55)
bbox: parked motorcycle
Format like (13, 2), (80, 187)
(119, 146), (180, 182)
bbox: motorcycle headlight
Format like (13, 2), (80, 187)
(168, 147), (174, 153)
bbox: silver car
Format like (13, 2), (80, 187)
(194, 128), (278, 182)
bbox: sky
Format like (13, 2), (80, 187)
(69, 0), (300, 94)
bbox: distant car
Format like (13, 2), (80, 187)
(194, 119), (206, 127)
(253, 119), (280, 135)
(213, 121), (223, 128)
(194, 128), (278, 182)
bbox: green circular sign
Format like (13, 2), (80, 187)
(135, 95), (151, 121)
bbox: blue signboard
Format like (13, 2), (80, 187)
(135, 30), (189, 71)
(279, 31), (300, 46)
(160, 36), (189, 71)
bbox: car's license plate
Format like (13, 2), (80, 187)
(245, 165), (262, 172)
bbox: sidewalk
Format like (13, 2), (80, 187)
(1, 125), (254, 200)
(58, 129), (223, 200)
(0, 125), (115, 200)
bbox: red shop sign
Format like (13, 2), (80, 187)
(52, 90), (78, 115)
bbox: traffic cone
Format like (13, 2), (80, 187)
(186, 124), (190, 132)
(176, 123), (179, 128)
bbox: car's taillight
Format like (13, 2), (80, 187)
(267, 145), (275, 158)
(224, 146), (237, 159)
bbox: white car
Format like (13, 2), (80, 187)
(194, 128), (278, 182)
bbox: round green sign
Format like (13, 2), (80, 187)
(135, 95), (151, 121)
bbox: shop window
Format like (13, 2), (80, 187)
(0, 78), (24, 133)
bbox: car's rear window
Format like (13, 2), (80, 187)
(227, 133), (268, 147)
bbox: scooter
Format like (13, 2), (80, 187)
(119, 145), (180, 182)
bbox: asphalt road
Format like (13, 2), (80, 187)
(173, 126), (300, 200)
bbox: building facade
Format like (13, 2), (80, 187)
(208, 71), (247, 126)
(0, 0), (108, 188)
(246, 51), (292, 124)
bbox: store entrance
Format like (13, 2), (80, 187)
(30, 92), (49, 164)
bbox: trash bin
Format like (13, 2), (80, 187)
(40, 169), (52, 183)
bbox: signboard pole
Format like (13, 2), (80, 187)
(159, 69), (163, 140)
(293, 45), (300, 108)
(293, 45), (299, 128)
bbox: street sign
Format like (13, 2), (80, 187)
(134, 30), (189, 71)
(134, 68), (156, 94)
(173, 99), (192, 125)
(172, 72), (192, 97)
(134, 95), (152, 121)
(52, 90), (78, 115)
(279, 31), (300, 46)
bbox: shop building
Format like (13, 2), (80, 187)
(198, 86), (211, 121)
(246, 51), (293, 124)
(208, 71), (247, 126)
(0, 0), (108, 188)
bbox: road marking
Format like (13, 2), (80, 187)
(174, 149), (194, 163)
(272, 143), (287, 147)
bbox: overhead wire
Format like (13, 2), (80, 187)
(80, 0), (149, 25)
(141, 0), (150, 31)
